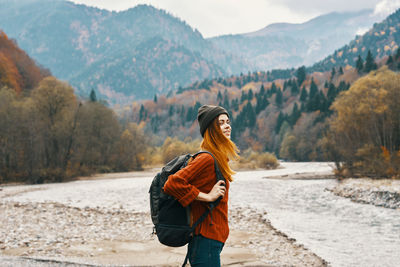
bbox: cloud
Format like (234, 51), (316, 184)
(276, 0), (381, 13)
(69, 0), (395, 38)
(374, 0), (400, 17)
(356, 27), (370, 36)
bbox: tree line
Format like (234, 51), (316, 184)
(131, 48), (400, 178)
(0, 77), (147, 184)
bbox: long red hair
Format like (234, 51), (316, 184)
(200, 117), (239, 181)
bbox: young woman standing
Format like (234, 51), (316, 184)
(164, 105), (239, 266)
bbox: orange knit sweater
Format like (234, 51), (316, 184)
(163, 153), (230, 244)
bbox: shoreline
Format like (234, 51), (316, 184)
(0, 169), (329, 267)
(328, 178), (400, 209)
(0, 201), (327, 266)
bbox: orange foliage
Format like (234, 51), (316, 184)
(0, 30), (48, 93)
(381, 146), (391, 162)
(0, 52), (22, 93)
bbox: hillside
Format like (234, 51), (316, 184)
(123, 9), (400, 161)
(311, 9), (400, 71)
(0, 30), (49, 93)
(1, 0), (385, 104)
(0, 0), (247, 103)
(209, 9), (379, 71)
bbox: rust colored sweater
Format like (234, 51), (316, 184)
(163, 153), (230, 244)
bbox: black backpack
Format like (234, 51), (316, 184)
(149, 151), (225, 257)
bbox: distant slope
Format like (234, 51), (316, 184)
(311, 9), (400, 71)
(0, 0), (247, 103)
(209, 9), (379, 70)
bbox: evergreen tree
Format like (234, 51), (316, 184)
(300, 102), (305, 112)
(246, 102), (257, 128)
(240, 91), (247, 103)
(395, 48), (400, 60)
(296, 66), (306, 86)
(260, 84), (265, 96)
(290, 81), (299, 96)
(356, 55), (364, 73)
(168, 105), (174, 116)
(300, 86), (308, 102)
(217, 91), (223, 101)
(387, 55), (394, 68)
(89, 88), (97, 102)
(309, 78), (318, 99)
(186, 107), (194, 122)
(270, 82), (277, 94)
(289, 102), (301, 126)
(338, 66), (344, 75)
(283, 80), (288, 91)
(275, 112), (285, 133)
(319, 91), (329, 113)
(330, 67), (336, 80)
(364, 50), (377, 73)
(255, 94), (269, 114)
(231, 98), (239, 111)
(223, 96), (230, 109)
(139, 104), (146, 121)
(327, 82), (337, 102)
(194, 101), (202, 115)
(306, 91), (321, 112)
(337, 81), (350, 92)
(153, 94), (158, 103)
(275, 88), (283, 108)
(248, 89), (254, 101)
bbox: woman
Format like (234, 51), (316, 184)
(164, 105), (239, 266)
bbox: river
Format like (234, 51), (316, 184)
(231, 163), (400, 267)
(3, 162), (399, 266)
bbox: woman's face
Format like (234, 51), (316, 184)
(218, 114), (231, 139)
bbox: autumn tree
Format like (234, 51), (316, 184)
(31, 77), (78, 179)
(73, 101), (121, 172)
(113, 123), (147, 171)
(328, 66), (400, 177)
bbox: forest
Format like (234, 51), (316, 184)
(1, 28), (400, 184)
(126, 50), (400, 179)
(0, 31), (147, 183)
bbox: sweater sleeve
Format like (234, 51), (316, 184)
(163, 153), (214, 207)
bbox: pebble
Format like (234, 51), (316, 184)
(329, 178), (400, 209)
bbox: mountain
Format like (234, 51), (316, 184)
(311, 8), (400, 71)
(124, 9), (400, 160)
(0, 0), (247, 103)
(209, 9), (380, 71)
(0, 0), (385, 104)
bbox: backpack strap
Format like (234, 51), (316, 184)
(192, 150), (225, 182)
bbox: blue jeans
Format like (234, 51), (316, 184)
(188, 235), (224, 267)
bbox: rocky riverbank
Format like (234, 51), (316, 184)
(0, 172), (328, 267)
(328, 178), (400, 209)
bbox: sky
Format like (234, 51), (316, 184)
(69, 0), (400, 38)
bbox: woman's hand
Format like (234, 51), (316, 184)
(196, 180), (226, 202)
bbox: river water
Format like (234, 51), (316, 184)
(4, 162), (399, 266)
(231, 163), (400, 267)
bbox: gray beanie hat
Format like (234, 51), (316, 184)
(197, 105), (229, 137)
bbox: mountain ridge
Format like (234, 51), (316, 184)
(0, 0), (386, 104)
